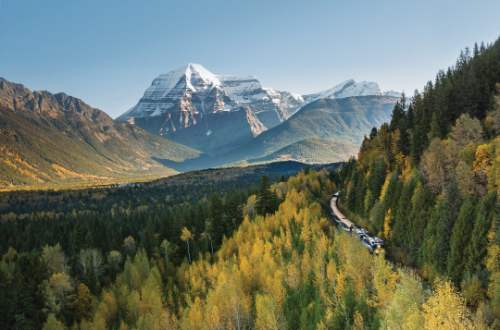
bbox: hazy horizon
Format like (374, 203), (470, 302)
(1, 0), (499, 118)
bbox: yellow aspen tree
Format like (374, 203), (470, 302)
(379, 173), (393, 200)
(372, 255), (398, 308)
(300, 250), (312, 279)
(382, 270), (424, 330)
(255, 294), (284, 330)
(118, 321), (129, 330)
(206, 304), (222, 330)
(353, 311), (365, 330)
(316, 320), (328, 330)
(473, 144), (492, 173)
(383, 209), (392, 240)
(180, 227), (193, 263)
(286, 260), (301, 289)
(269, 271), (286, 307)
(335, 270), (347, 298)
(422, 280), (473, 330)
(182, 297), (205, 330)
(326, 259), (337, 284)
(239, 256), (254, 292)
(42, 314), (65, 330)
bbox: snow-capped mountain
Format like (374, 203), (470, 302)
(303, 79), (401, 103)
(119, 64), (401, 155)
(218, 75), (304, 125)
(119, 64), (302, 139)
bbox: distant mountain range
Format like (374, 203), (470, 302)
(118, 64), (400, 168)
(160, 94), (397, 171)
(118, 63), (304, 153)
(0, 65), (400, 187)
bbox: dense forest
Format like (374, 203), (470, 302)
(0, 163), (306, 329)
(339, 38), (500, 327)
(2, 168), (490, 329)
(1, 38), (499, 329)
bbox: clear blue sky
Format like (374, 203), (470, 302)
(1, 0), (499, 118)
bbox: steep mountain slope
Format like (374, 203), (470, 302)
(0, 78), (199, 188)
(229, 95), (398, 163)
(119, 63), (400, 163)
(247, 138), (359, 164)
(253, 95), (396, 148)
(118, 64), (303, 152)
(159, 95), (398, 170)
(164, 106), (263, 154)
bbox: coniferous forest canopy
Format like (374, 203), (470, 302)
(0, 38), (499, 330)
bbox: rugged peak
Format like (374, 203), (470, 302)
(184, 63), (221, 89)
(0, 78), (30, 96)
(142, 63), (221, 102)
(303, 79), (401, 105)
(0, 78), (112, 125)
(307, 79), (382, 101)
(119, 65), (303, 138)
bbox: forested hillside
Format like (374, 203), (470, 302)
(339, 38), (500, 326)
(0, 168), (492, 329)
(0, 162), (318, 329)
(0, 78), (199, 189)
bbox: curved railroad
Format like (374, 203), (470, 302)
(330, 192), (384, 253)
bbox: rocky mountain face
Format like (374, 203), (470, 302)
(157, 95), (399, 171)
(0, 78), (198, 188)
(120, 64), (400, 156)
(118, 64), (305, 152)
(230, 95), (399, 164)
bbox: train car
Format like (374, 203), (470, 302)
(339, 220), (353, 232)
(330, 193), (387, 253)
(371, 237), (384, 248)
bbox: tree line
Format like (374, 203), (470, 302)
(339, 37), (500, 327)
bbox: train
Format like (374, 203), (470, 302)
(330, 192), (384, 253)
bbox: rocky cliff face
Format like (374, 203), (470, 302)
(118, 64), (304, 152)
(119, 64), (401, 157)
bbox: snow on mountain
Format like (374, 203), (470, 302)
(119, 65), (400, 155)
(144, 63), (221, 99)
(217, 75), (262, 103)
(216, 75), (303, 124)
(119, 64), (303, 137)
(383, 90), (403, 98)
(304, 79), (382, 102)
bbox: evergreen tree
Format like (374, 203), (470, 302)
(256, 176), (278, 216)
(421, 194), (453, 275)
(465, 192), (497, 276)
(447, 198), (476, 285)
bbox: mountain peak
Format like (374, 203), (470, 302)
(303, 79), (401, 104)
(183, 63), (221, 89)
(143, 63), (221, 101)
(316, 79), (382, 99)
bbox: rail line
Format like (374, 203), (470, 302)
(330, 192), (384, 253)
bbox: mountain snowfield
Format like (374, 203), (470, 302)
(118, 63), (304, 137)
(118, 63), (400, 156)
(304, 79), (399, 102)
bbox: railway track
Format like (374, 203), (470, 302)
(330, 192), (384, 253)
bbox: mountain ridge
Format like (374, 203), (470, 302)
(118, 64), (399, 154)
(0, 78), (199, 188)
